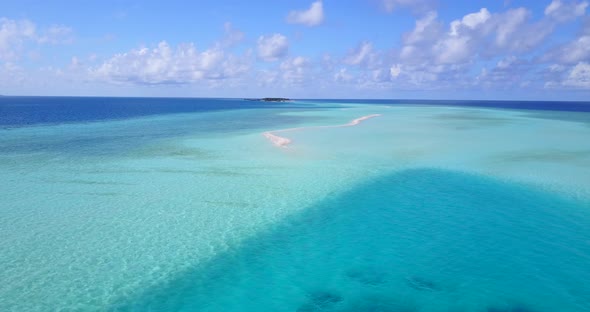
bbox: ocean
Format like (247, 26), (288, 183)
(0, 97), (589, 311)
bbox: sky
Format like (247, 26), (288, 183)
(1, 0), (589, 100)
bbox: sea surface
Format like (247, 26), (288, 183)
(0, 97), (589, 311)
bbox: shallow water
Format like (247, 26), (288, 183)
(0, 98), (589, 311)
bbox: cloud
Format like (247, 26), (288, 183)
(222, 22), (244, 47)
(257, 33), (288, 61)
(37, 25), (74, 44)
(287, 1), (324, 27)
(345, 42), (374, 66)
(542, 20), (590, 64)
(252, 56), (313, 88)
(449, 8), (491, 35)
(545, 35), (590, 64)
(563, 62), (590, 87)
(91, 41), (249, 84)
(476, 56), (534, 88)
(390, 64), (401, 78)
(1, 18), (74, 61)
(399, 11), (444, 62)
(0, 61), (25, 85)
(280, 56), (311, 85)
(334, 68), (353, 83)
(545, 0), (588, 22)
(0, 18), (36, 60)
(403, 11), (442, 45)
(399, 6), (557, 67)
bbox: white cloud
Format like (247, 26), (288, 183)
(251, 56), (313, 88)
(449, 8), (491, 35)
(281, 56), (309, 69)
(0, 61), (25, 85)
(542, 33), (590, 64)
(390, 64), (401, 78)
(0, 18), (74, 62)
(371, 68), (390, 82)
(280, 56), (310, 85)
(399, 6), (556, 67)
(494, 8), (529, 47)
(345, 42), (374, 66)
(496, 55), (517, 69)
(545, 0), (588, 22)
(0, 18), (36, 60)
(287, 1), (324, 27)
(476, 56), (533, 88)
(563, 62), (590, 88)
(37, 25), (74, 44)
(403, 11), (441, 45)
(222, 22), (244, 47)
(257, 33), (288, 62)
(92, 41), (249, 84)
(256, 69), (279, 86)
(434, 35), (471, 64)
(334, 68), (353, 82)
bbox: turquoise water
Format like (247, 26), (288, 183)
(1, 98), (589, 311)
(115, 169), (590, 312)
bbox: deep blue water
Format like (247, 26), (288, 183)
(2, 97), (590, 128)
(306, 99), (590, 112)
(0, 96), (312, 128)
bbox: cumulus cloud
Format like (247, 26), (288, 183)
(545, 0), (588, 22)
(91, 41), (249, 84)
(287, 1), (324, 27)
(257, 33), (288, 61)
(449, 8), (491, 35)
(399, 6), (556, 67)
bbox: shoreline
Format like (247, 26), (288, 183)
(263, 114), (381, 148)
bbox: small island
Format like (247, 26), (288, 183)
(245, 97), (291, 102)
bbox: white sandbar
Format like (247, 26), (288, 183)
(263, 114), (381, 148)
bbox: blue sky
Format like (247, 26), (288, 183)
(1, 0), (589, 100)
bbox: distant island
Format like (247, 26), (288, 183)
(245, 98), (291, 102)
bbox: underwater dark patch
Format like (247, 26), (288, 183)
(345, 268), (388, 286)
(297, 291), (343, 312)
(405, 276), (440, 292)
(337, 296), (417, 312)
(486, 303), (538, 312)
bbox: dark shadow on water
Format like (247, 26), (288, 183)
(109, 168), (590, 312)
